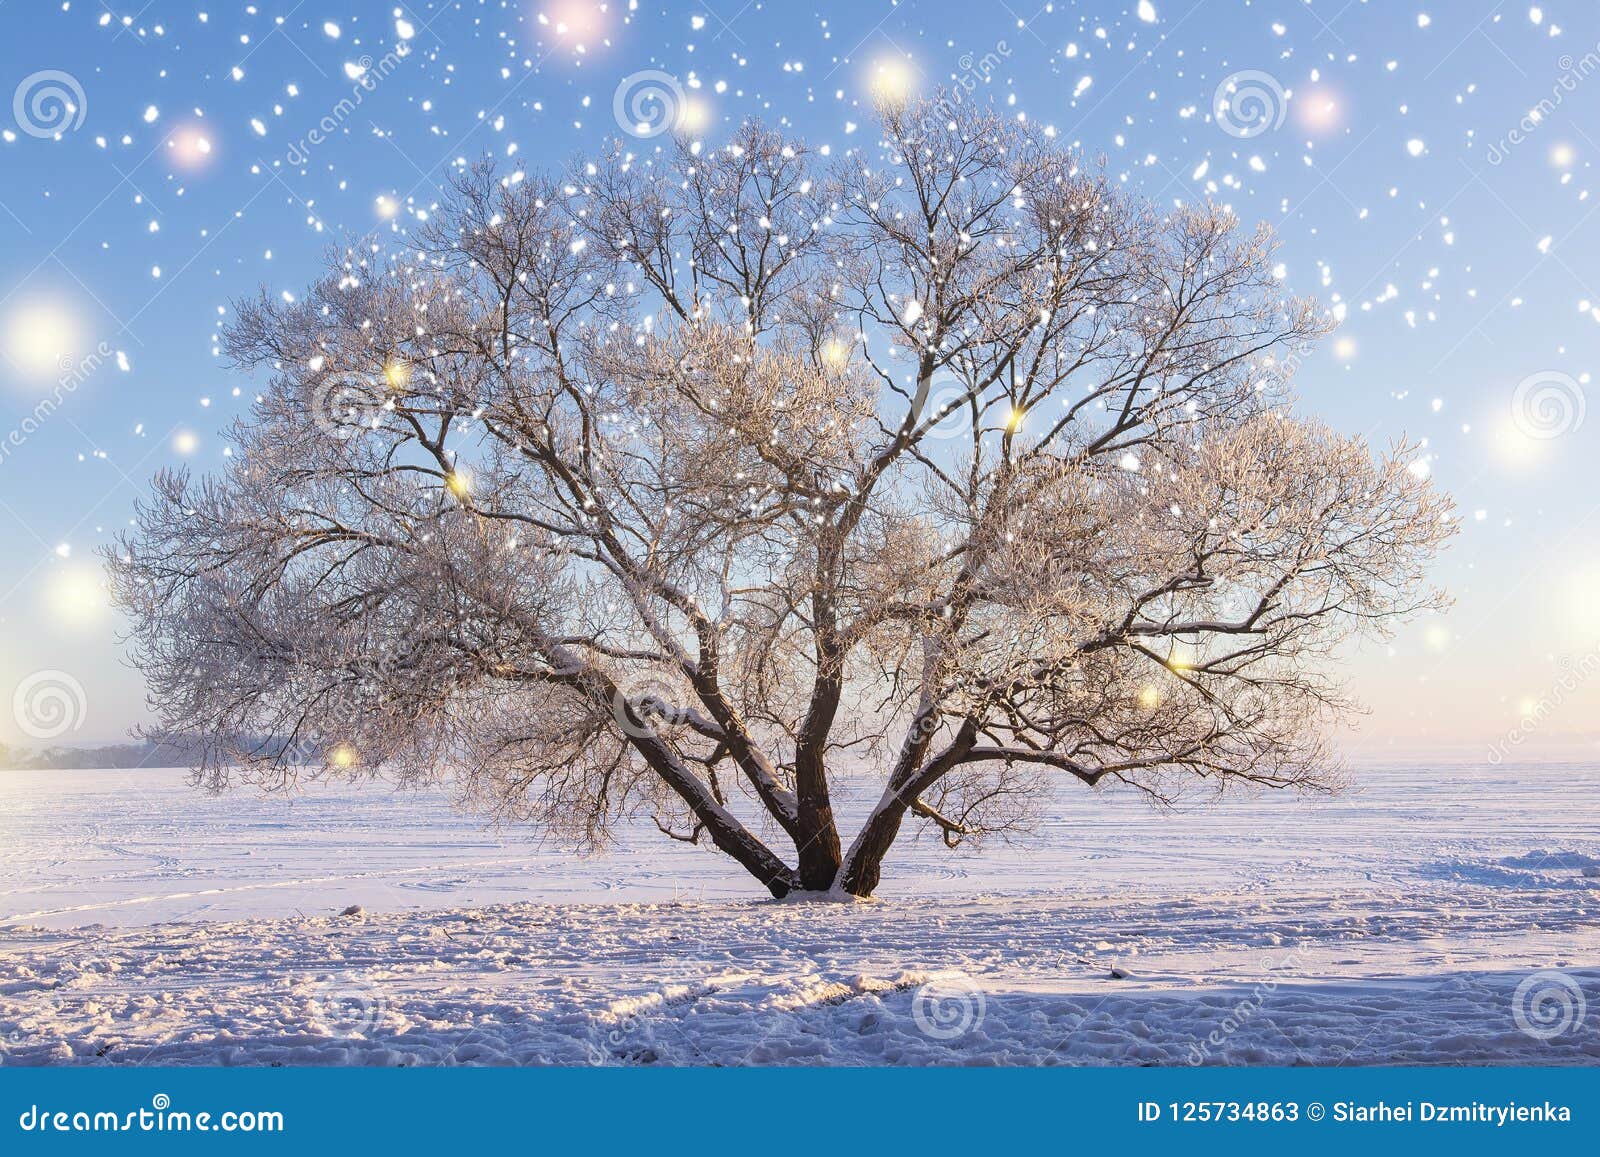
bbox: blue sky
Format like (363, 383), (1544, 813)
(1, 0), (1597, 757)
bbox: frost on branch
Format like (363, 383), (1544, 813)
(107, 97), (1453, 897)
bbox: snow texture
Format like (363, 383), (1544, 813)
(1, 761), (1597, 1066)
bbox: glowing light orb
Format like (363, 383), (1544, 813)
(329, 743), (358, 768)
(1552, 143), (1576, 168)
(1137, 684), (1162, 709)
(1165, 642), (1200, 671)
(1, 297), (86, 386)
(166, 123), (216, 170)
(1487, 418), (1546, 470)
(383, 357), (411, 389)
(375, 194), (400, 219)
(869, 56), (917, 105)
(447, 470), (471, 497)
(543, 0), (609, 48)
(44, 566), (107, 627)
(676, 97), (713, 134)
(172, 429), (200, 455)
(1294, 86), (1344, 135)
(1554, 569), (1600, 645)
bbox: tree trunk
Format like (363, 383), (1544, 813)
(792, 668), (845, 891)
(636, 730), (799, 898)
(836, 796), (908, 897)
(604, 676), (799, 898)
(793, 749), (843, 890)
(838, 718), (980, 897)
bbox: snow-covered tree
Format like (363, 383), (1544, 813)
(107, 99), (1452, 897)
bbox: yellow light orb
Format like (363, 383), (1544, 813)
(1137, 684), (1161, 709)
(383, 357), (411, 389)
(1554, 569), (1600, 643)
(676, 97), (713, 133)
(172, 430), (200, 455)
(44, 565), (107, 627)
(1552, 143), (1576, 169)
(329, 743), (358, 769)
(1487, 418), (1545, 470)
(869, 56), (917, 105)
(2, 297), (86, 386)
(375, 194), (400, 219)
(447, 470), (471, 497)
(821, 338), (850, 369)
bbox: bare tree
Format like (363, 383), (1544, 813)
(107, 98), (1453, 898)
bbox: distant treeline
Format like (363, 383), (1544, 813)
(0, 738), (213, 770)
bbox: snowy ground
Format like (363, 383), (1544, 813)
(1, 761), (1597, 1065)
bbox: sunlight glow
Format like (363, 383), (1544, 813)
(1487, 418), (1547, 470)
(383, 357), (411, 389)
(542, 0), (610, 50)
(166, 123), (216, 170)
(869, 56), (917, 105)
(44, 565), (107, 627)
(1, 297), (86, 386)
(1554, 570), (1600, 646)
(1294, 86), (1344, 135)
(677, 97), (713, 133)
